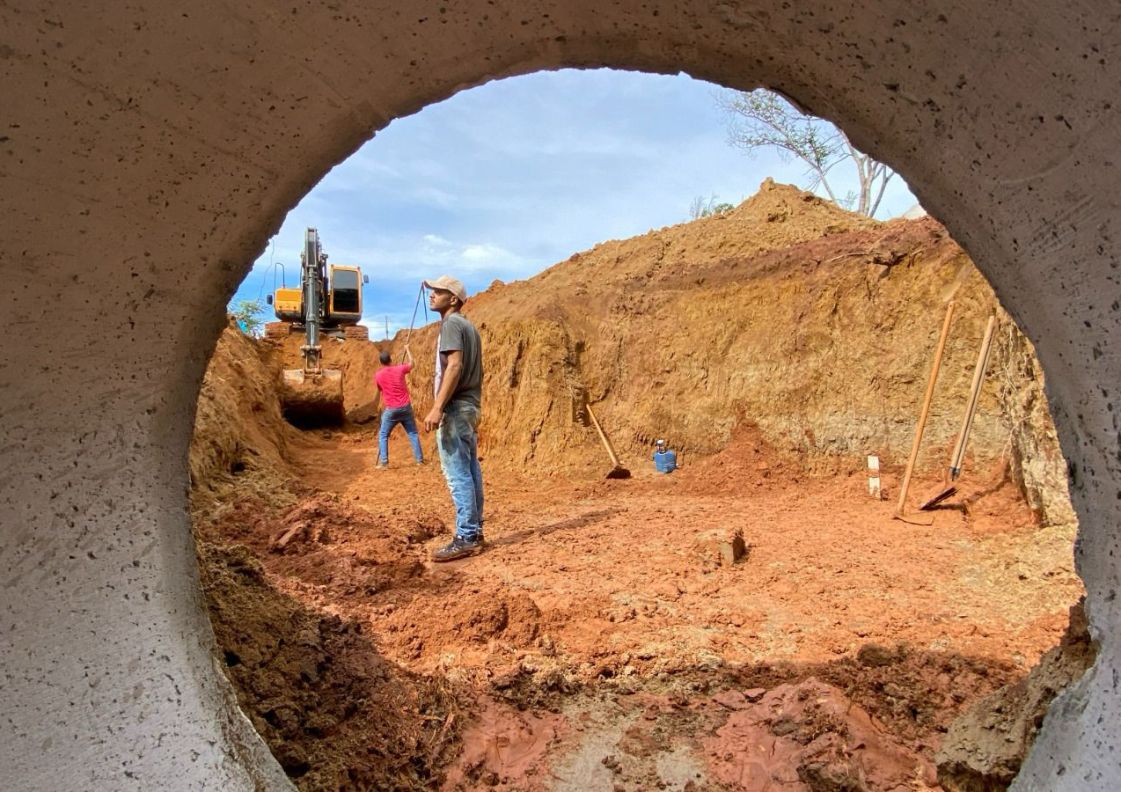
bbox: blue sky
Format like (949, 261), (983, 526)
(230, 69), (917, 338)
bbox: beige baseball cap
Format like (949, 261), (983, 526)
(423, 275), (467, 302)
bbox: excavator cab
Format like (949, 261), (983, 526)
(327, 264), (363, 323)
(268, 264), (366, 329)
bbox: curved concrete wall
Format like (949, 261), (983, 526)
(1, 1), (1117, 789)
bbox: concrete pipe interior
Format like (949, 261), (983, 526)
(1, 2), (1118, 790)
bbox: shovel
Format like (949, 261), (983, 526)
(585, 403), (632, 480)
(894, 299), (956, 525)
(921, 313), (997, 510)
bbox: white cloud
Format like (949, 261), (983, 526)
(462, 242), (509, 262)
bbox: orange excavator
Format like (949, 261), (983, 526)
(266, 227), (368, 425)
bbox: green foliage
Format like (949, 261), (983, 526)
(689, 194), (736, 220)
(716, 88), (895, 218)
(230, 298), (266, 337)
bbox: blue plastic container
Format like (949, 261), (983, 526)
(653, 449), (677, 474)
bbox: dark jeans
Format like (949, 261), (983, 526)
(378, 405), (423, 464)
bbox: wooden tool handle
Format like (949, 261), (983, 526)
(949, 313), (997, 476)
(585, 403), (622, 467)
(897, 300), (956, 516)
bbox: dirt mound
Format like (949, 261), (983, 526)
(381, 585), (545, 660)
(704, 677), (938, 790)
(672, 418), (804, 493)
(200, 488), (444, 599)
(197, 541), (462, 791)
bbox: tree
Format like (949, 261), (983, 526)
(230, 298), (266, 337)
(689, 194), (736, 220)
(717, 89), (895, 218)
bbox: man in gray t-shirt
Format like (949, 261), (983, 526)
(421, 275), (486, 562)
(433, 312), (482, 409)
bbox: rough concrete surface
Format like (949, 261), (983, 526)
(1, 1), (1118, 790)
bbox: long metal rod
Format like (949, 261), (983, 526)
(404, 282), (425, 351)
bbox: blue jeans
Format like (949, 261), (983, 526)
(436, 402), (484, 541)
(378, 405), (424, 464)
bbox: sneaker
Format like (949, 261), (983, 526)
(375, 461), (388, 469)
(432, 537), (484, 562)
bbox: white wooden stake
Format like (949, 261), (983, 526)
(867, 455), (882, 500)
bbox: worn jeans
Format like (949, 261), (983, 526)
(378, 405), (424, 464)
(436, 402), (484, 541)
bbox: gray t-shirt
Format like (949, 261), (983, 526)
(434, 312), (483, 408)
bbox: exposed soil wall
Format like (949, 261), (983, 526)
(260, 328), (385, 424)
(383, 181), (1072, 524)
(197, 538), (461, 791)
(190, 321), (298, 514)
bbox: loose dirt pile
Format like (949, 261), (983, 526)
(192, 182), (1087, 790)
(198, 539), (462, 790)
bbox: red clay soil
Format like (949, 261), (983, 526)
(191, 183), (1086, 790)
(197, 421), (1081, 791)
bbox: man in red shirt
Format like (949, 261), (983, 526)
(374, 345), (424, 467)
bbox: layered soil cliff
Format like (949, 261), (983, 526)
(390, 180), (1070, 524)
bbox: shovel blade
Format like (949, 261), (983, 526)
(919, 484), (957, 511)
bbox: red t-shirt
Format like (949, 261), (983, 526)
(375, 363), (413, 408)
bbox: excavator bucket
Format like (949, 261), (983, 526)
(278, 368), (345, 427)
